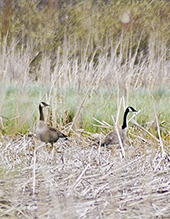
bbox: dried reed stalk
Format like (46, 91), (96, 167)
(111, 115), (125, 158)
(70, 75), (97, 131)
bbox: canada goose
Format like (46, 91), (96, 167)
(101, 106), (137, 146)
(36, 102), (68, 147)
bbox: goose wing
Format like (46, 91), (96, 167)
(101, 130), (119, 145)
(101, 129), (126, 146)
(48, 126), (68, 143)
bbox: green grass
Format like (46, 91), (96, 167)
(1, 82), (170, 142)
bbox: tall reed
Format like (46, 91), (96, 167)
(0, 33), (169, 135)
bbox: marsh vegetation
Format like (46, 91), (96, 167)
(0, 0), (170, 218)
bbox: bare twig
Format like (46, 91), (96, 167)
(153, 102), (165, 155)
(70, 75), (97, 131)
(73, 164), (90, 188)
(0, 115), (11, 122)
(33, 143), (44, 196)
(128, 110), (141, 123)
(111, 115), (125, 158)
(131, 119), (159, 142)
(153, 100), (166, 172)
(92, 117), (107, 126)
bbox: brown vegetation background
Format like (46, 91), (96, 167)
(0, 0), (169, 86)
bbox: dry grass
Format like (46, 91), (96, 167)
(0, 31), (169, 136)
(0, 34), (169, 90)
(0, 128), (170, 218)
(0, 17), (170, 218)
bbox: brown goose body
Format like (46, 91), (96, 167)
(101, 128), (127, 146)
(101, 106), (137, 146)
(36, 102), (68, 146)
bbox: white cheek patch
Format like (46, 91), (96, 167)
(40, 103), (44, 108)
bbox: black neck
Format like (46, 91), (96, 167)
(121, 108), (129, 129)
(39, 104), (44, 121)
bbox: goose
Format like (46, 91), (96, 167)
(36, 102), (68, 147)
(101, 106), (137, 146)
